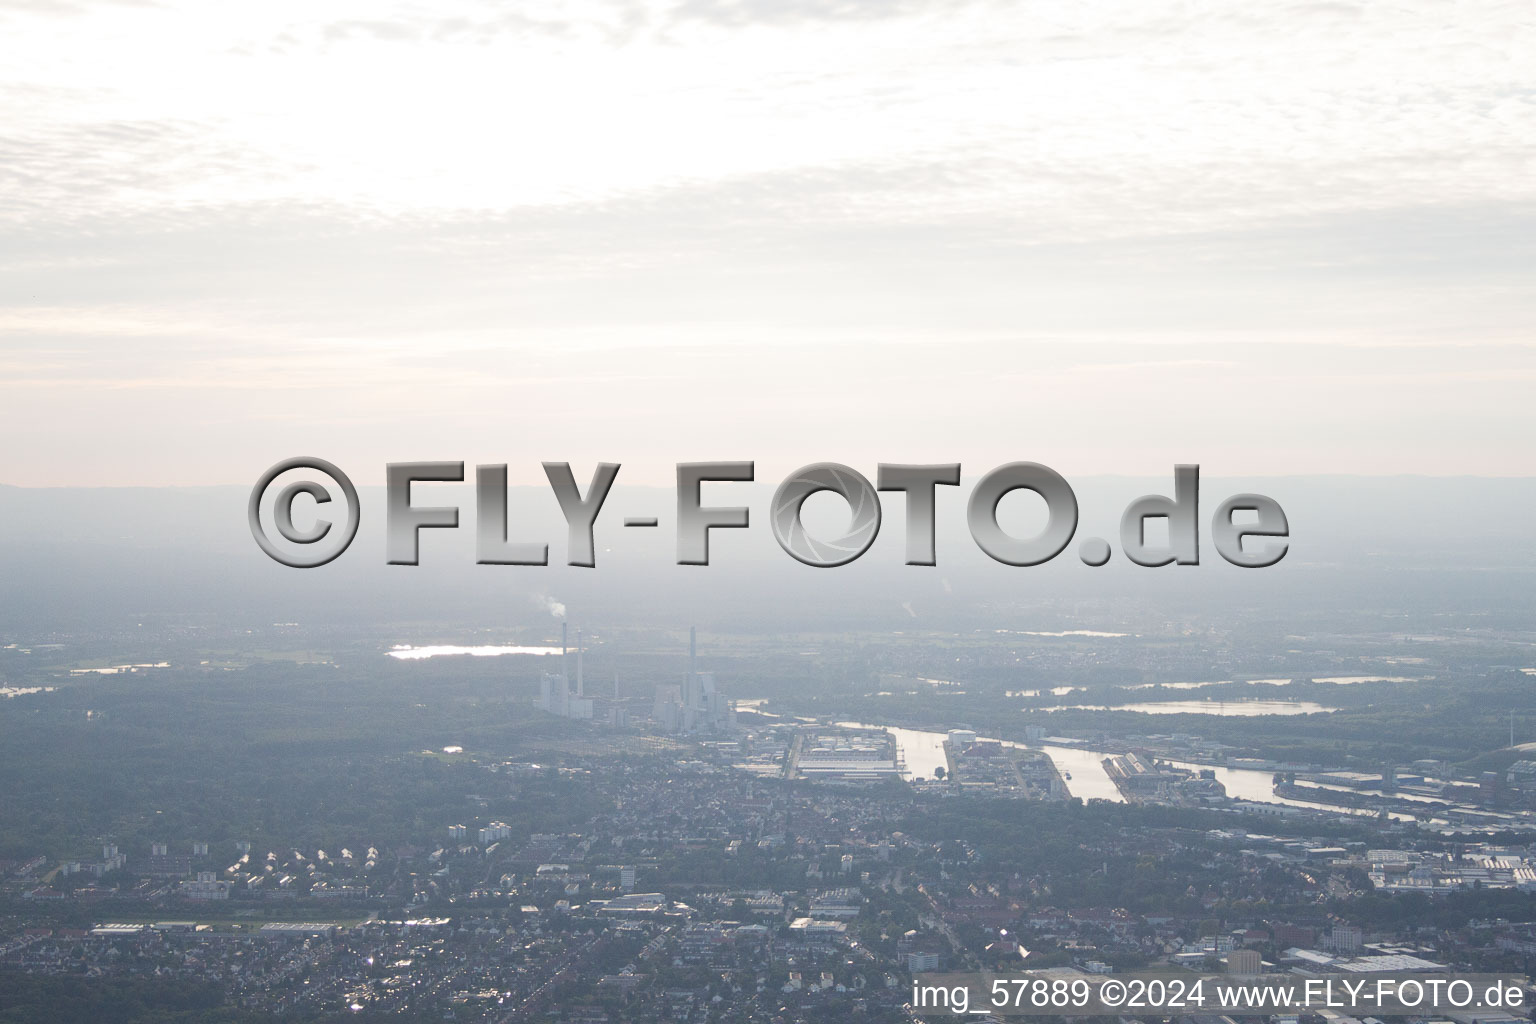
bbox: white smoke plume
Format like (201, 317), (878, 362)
(532, 595), (566, 619)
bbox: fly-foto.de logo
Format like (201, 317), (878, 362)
(249, 460), (1288, 571)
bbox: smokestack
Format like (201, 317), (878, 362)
(685, 625), (698, 710)
(576, 627), (584, 697)
(562, 622), (568, 689)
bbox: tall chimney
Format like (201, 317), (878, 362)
(562, 622), (568, 689)
(576, 627), (584, 697)
(687, 625), (697, 708)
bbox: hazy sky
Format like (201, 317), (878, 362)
(1, 0), (1531, 485)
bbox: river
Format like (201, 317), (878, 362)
(837, 721), (1433, 821)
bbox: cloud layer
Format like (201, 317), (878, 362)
(0, 0), (1531, 483)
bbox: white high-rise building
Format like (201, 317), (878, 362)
(540, 671), (569, 716)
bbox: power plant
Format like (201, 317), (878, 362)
(538, 622), (593, 720)
(652, 626), (734, 734)
(539, 624), (733, 733)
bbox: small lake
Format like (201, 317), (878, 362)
(1057, 700), (1336, 717)
(388, 645), (563, 660)
(1126, 679), (1291, 690)
(1310, 676), (1416, 685)
(68, 662), (169, 675)
(1006, 686), (1081, 697)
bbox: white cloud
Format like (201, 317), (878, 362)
(2, 0), (1530, 223)
(0, 0), (1531, 483)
